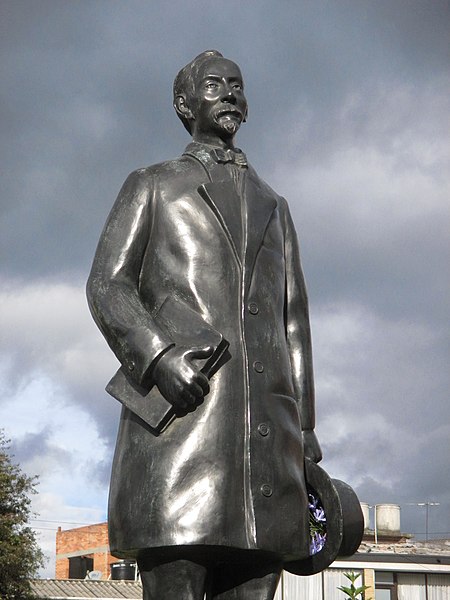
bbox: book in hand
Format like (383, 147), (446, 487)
(105, 297), (230, 436)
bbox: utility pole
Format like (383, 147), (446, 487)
(408, 502), (440, 541)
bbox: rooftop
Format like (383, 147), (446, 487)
(358, 537), (450, 556)
(30, 579), (142, 599)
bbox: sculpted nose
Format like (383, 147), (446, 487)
(222, 86), (236, 103)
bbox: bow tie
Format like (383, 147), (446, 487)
(211, 147), (248, 167)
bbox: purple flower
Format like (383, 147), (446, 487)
(310, 532), (327, 555)
(308, 493), (318, 509)
(313, 507), (326, 522)
(308, 487), (327, 555)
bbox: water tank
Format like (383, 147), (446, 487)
(110, 560), (136, 580)
(360, 502), (371, 530)
(376, 503), (401, 534)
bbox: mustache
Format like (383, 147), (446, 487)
(214, 106), (244, 120)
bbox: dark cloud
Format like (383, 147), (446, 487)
(84, 456), (114, 491)
(10, 428), (72, 473)
(2, 0), (448, 277)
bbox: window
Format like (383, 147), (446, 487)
(397, 573), (426, 600)
(68, 555), (94, 579)
(375, 571), (397, 600)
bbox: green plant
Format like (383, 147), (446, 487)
(337, 572), (371, 600)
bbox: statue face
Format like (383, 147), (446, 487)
(190, 58), (247, 141)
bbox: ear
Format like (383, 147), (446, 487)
(174, 94), (195, 120)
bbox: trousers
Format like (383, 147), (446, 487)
(138, 551), (283, 600)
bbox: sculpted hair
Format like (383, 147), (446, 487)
(173, 50), (224, 134)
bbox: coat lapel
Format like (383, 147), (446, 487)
(183, 144), (277, 278)
(184, 142), (243, 266)
(198, 181), (243, 266)
(243, 166), (277, 289)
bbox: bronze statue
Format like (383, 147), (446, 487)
(87, 50), (362, 599)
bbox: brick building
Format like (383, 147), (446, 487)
(55, 522), (119, 579)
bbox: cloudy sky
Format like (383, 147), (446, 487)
(1, 0), (449, 577)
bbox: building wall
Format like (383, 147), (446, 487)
(275, 569), (364, 600)
(55, 522), (118, 579)
(277, 569), (450, 599)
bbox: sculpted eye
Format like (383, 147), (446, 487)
(233, 83), (242, 90)
(205, 82), (218, 89)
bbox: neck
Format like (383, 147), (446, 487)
(191, 132), (236, 150)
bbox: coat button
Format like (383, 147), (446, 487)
(128, 361), (135, 372)
(253, 361), (264, 373)
(258, 423), (270, 437)
(248, 302), (259, 315)
(261, 484), (273, 497)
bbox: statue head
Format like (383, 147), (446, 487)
(173, 50), (248, 145)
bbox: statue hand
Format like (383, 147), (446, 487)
(303, 430), (322, 463)
(152, 345), (213, 415)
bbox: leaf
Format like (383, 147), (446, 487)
(355, 585), (370, 595)
(338, 572), (369, 599)
(337, 585), (353, 595)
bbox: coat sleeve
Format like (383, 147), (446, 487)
(280, 197), (316, 432)
(86, 169), (174, 388)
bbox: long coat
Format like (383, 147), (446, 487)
(87, 142), (316, 562)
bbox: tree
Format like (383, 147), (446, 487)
(0, 430), (45, 599)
